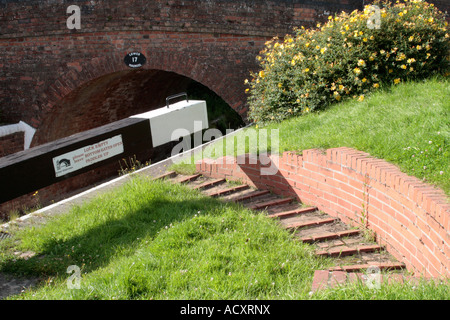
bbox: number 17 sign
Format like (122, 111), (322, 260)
(124, 52), (147, 68)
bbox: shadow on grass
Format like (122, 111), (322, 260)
(0, 182), (223, 280)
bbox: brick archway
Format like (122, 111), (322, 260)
(31, 43), (253, 147)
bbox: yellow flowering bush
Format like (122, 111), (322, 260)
(246, 0), (449, 124)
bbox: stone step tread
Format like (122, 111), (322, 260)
(152, 171), (177, 180)
(284, 217), (337, 230)
(177, 174), (202, 184)
(207, 184), (250, 197)
(300, 229), (361, 243)
(311, 267), (409, 292)
(315, 244), (384, 257)
(192, 178), (227, 190)
(328, 261), (406, 272)
(279, 212), (331, 226)
(247, 197), (295, 210)
(240, 194), (281, 205)
(268, 206), (318, 218)
(230, 190), (271, 202)
(295, 220), (358, 239)
(265, 202), (301, 215)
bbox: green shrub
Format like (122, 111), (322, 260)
(246, 0), (449, 124)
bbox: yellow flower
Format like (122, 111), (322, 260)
(320, 47), (327, 54)
(358, 95), (365, 102)
(389, 69), (393, 73)
(303, 68), (310, 73)
(408, 36), (414, 42)
(407, 58), (416, 64)
(305, 42), (310, 47)
(362, 78), (367, 83)
(357, 59), (366, 67)
(305, 107), (310, 112)
(400, 64), (407, 69)
(416, 45), (422, 50)
(259, 70), (265, 78)
(363, 38), (368, 42)
(428, 17), (434, 23)
(373, 83), (380, 88)
(245, 88), (250, 93)
(244, 79), (249, 84)
(353, 67), (362, 75)
(394, 78), (401, 84)
(398, 12), (404, 17)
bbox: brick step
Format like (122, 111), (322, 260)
(284, 217), (336, 230)
(230, 190), (271, 202)
(316, 244), (383, 257)
(311, 268), (409, 292)
(177, 174), (202, 184)
(300, 229), (360, 244)
(265, 202), (303, 215)
(207, 184), (250, 197)
(247, 197), (295, 210)
(192, 178), (226, 190)
(329, 261), (406, 272)
(152, 171), (177, 181)
(268, 206), (318, 219)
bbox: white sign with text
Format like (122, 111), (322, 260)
(52, 135), (124, 177)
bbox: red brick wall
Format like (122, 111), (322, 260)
(0, 132), (24, 157)
(196, 148), (450, 278)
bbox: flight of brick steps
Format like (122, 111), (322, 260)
(154, 171), (411, 292)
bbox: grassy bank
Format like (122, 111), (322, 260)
(196, 78), (449, 195)
(0, 177), (330, 299)
(0, 177), (448, 300)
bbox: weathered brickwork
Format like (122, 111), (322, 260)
(0, 132), (24, 157)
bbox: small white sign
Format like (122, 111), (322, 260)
(53, 135), (124, 177)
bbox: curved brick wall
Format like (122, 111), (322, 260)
(2, 0), (448, 146)
(196, 148), (449, 278)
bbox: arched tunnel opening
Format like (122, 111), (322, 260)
(0, 69), (247, 217)
(31, 69), (245, 149)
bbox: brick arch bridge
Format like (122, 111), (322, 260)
(0, 0), (448, 148)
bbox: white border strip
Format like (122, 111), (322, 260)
(0, 121), (36, 150)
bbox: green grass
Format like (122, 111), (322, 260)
(0, 177), (330, 300)
(196, 77), (450, 194)
(0, 177), (448, 300)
